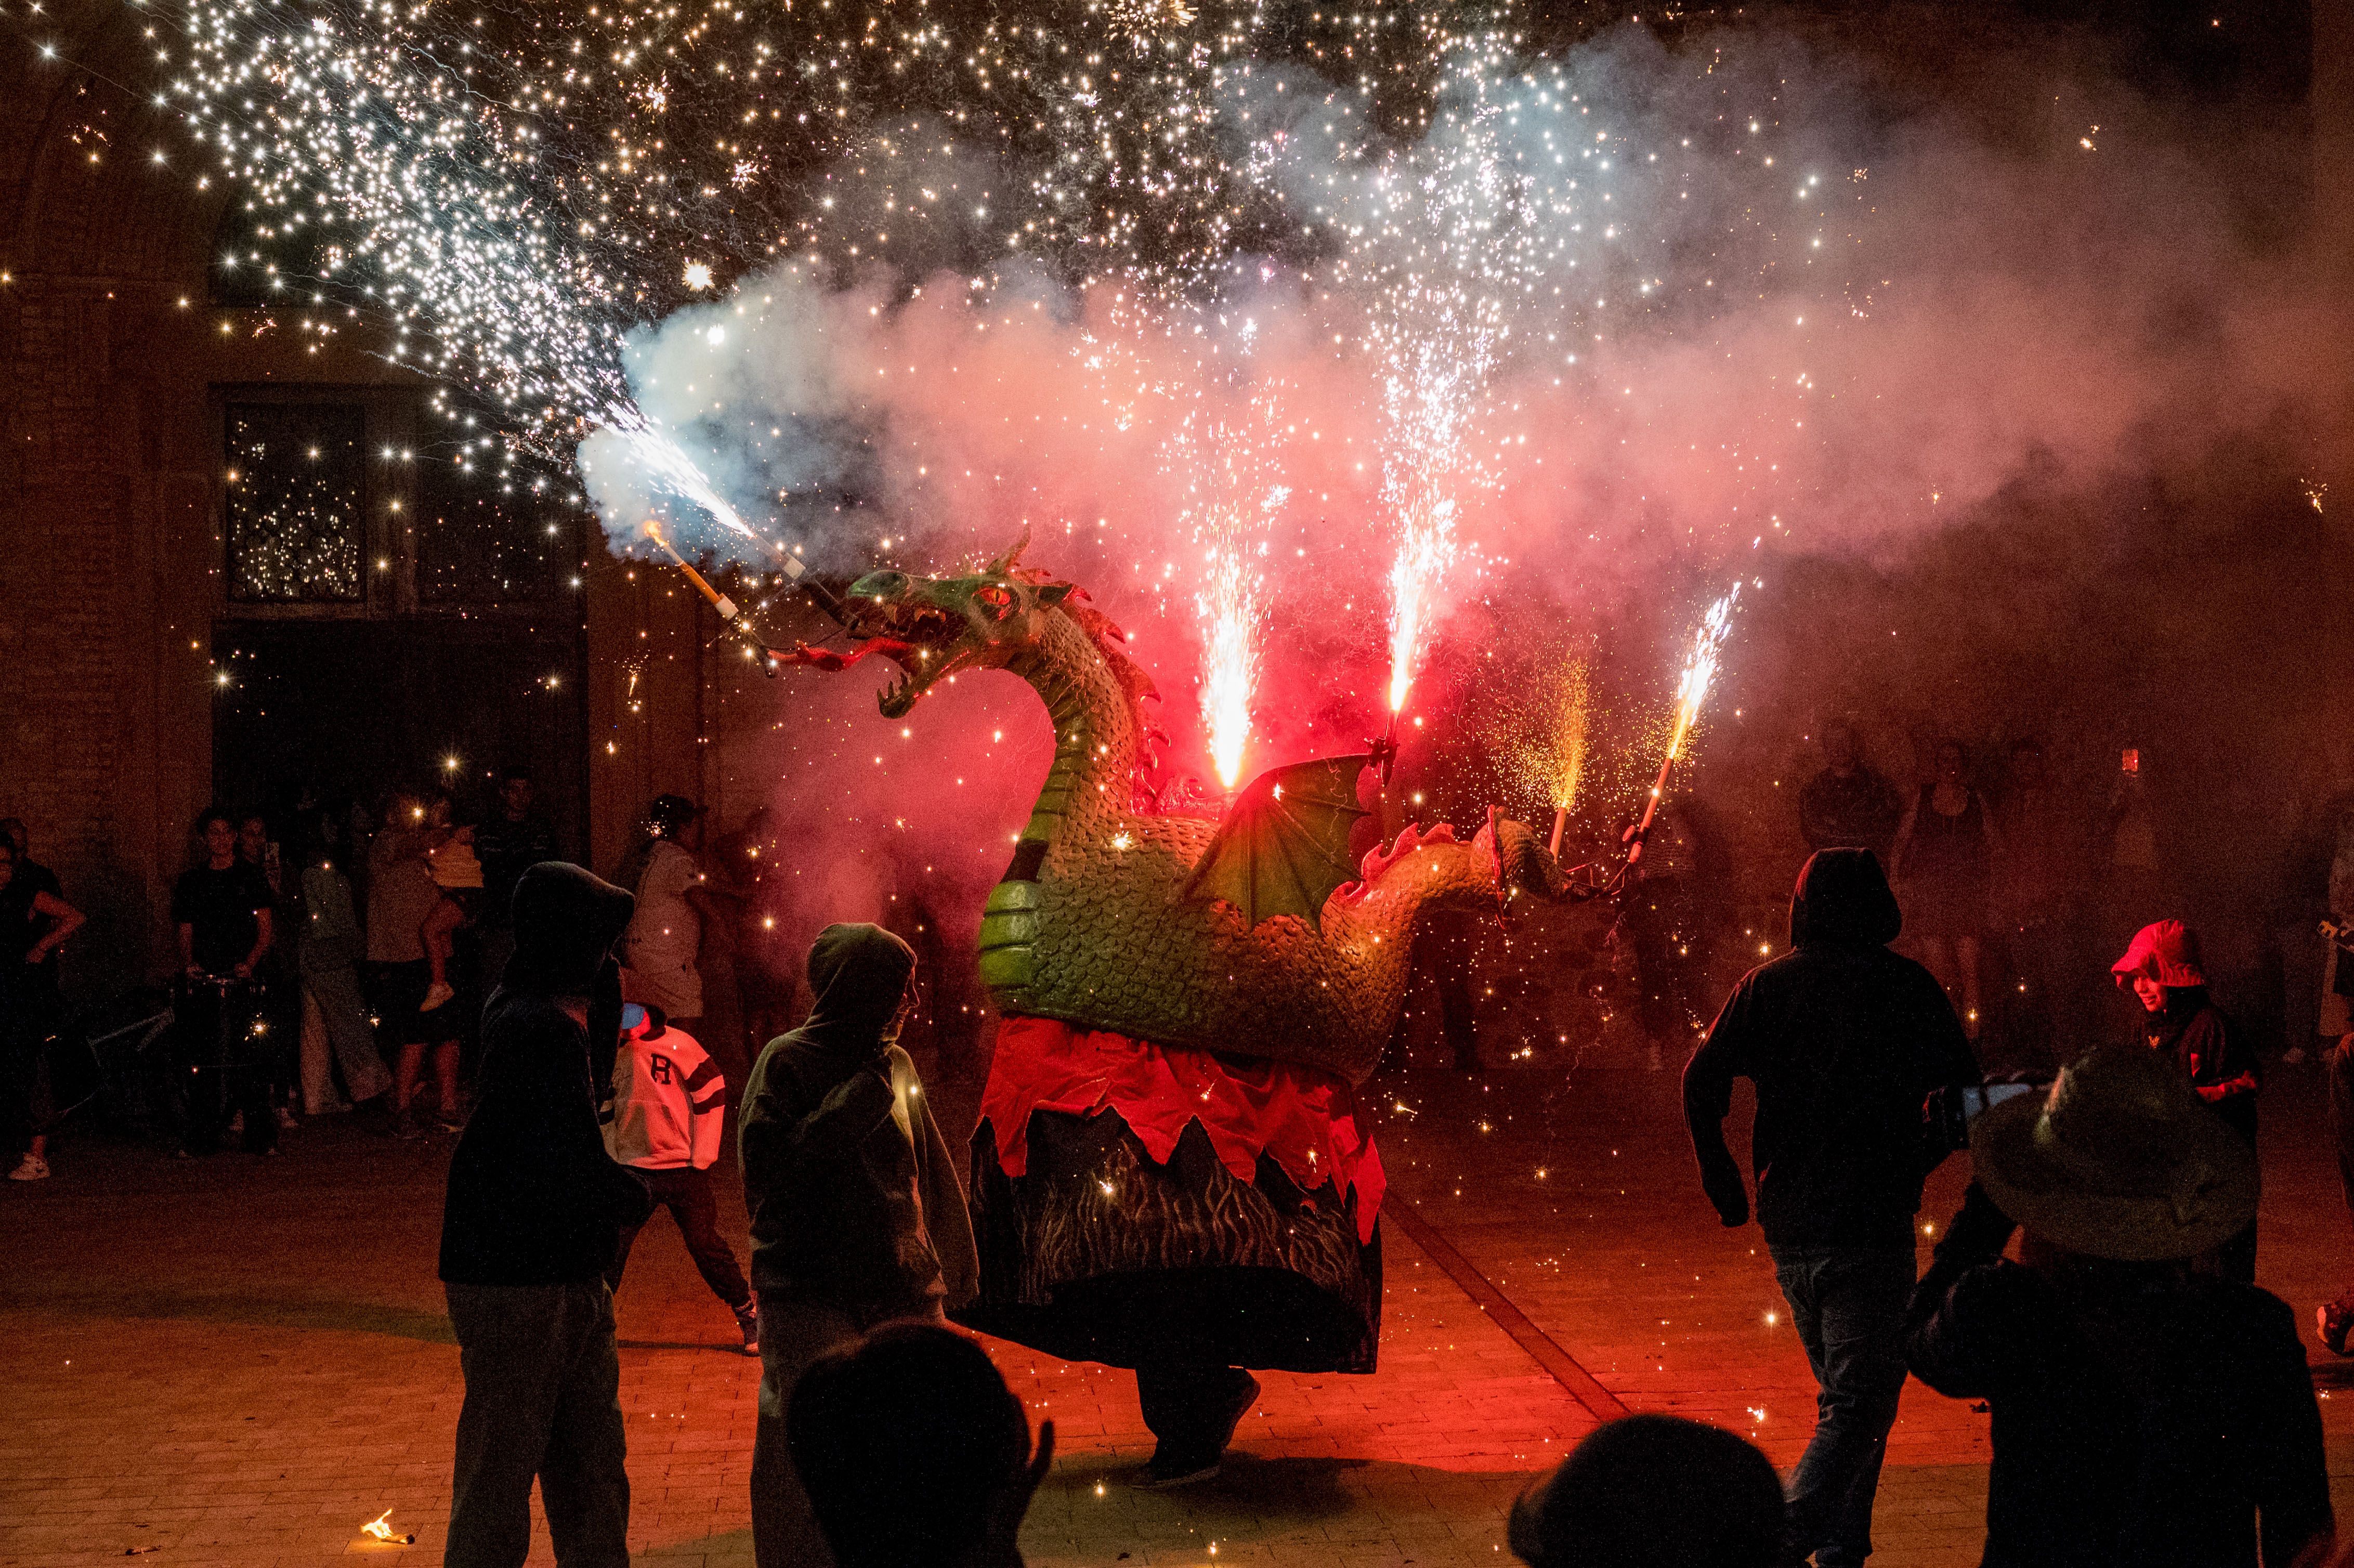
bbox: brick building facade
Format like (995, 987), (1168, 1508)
(5, 2), (2351, 1044)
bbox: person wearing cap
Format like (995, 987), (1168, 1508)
(2111, 919), (2259, 1281)
(620, 794), (713, 1040)
(1684, 848), (1978, 1568)
(1904, 1047), (2329, 1567)
(1504, 1414), (1786, 1568)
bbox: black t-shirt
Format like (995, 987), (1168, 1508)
(474, 812), (559, 929)
(2, 861), (57, 942)
(5, 860), (65, 1001)
(172, 862), (271, 974)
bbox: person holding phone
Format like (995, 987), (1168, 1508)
(603, 1001), (757, 1354)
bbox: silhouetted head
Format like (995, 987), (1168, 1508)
(1508, 1415), (1785, 1568)
(789, 1323), (1044, 1568)
(504, 863), (634, 997)
(795, 922), (918, 1054)
(195, 808), (238, 867)
(1788, 848), (1901, 948)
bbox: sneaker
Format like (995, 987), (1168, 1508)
(276, 1105), (299, 1130)
(229, 1111), (245, 1135)
(2319, 1299), (2354, 1357)
(420, 982), (456, 1012)
(737, 1308), (761, 1357)
(8, 1154), (49, 1181)
(394, 1107), (428, 1141)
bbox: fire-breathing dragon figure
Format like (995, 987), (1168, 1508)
(795, 539), (1568, 1080)
(781, 534), (1571, 1470)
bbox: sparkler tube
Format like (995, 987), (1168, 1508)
(644, 523), (740, 621)
(1366, 705), (1402, 788)
(1549, 807), (1567, 859)
(1623, 753), (1678, 869)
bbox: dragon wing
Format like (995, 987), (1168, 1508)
(1178, 754), (1372, 931)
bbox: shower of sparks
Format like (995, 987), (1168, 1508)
(1666, 585), (1742, 762)
(1500, 655), (1590, 814)
(115, 0), (1822, 762)
(1170, 393), (1287, 789)
(1198, 542), (1263, 789)
(145, 0), (1354, 553)
(1246, 24), (1598, 715)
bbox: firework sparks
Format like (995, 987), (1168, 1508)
(1197, 543), (1263, 790)
(1169, 390), (1287, 790)
(1499, 655), (1590, 854)
(127, 0), (1815, 786)
(1666, 585), (1742, 763)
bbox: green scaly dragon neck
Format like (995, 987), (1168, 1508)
(1000, 612), (1141, 870)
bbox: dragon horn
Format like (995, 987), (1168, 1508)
(986, 524), (1032, 575)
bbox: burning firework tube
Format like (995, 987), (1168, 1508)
(1549, 807), (1568, 860)
(1623, 585), (1741, 875)
(1623, 754), (1678, 868)
(1366, 704), (1402, 788)
(643, 521), (740, 621)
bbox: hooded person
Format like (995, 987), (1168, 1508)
(2111, 919), (2260, 1282)
(1904, 1047), (2329, 1567)
(1683, 847), (1980, 1568)
(438, 862), (648, 1568)
(739, 922), (977, 1568)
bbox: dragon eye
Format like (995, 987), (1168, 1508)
(974, 584), (1015, 620)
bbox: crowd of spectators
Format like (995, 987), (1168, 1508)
(10, 720), (2354, 1567)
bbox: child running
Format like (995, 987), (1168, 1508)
(603, 1001), (758, 1353)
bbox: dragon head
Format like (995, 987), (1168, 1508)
(829, 529), (1074, 719)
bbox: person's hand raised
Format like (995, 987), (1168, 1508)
(975, 1417), (1054, 1567)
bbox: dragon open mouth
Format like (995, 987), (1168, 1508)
(838, 598), (967, 718)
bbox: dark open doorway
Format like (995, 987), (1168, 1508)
(211, 618), (588, 850)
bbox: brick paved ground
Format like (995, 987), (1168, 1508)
(5, 1042), (2353, 1567)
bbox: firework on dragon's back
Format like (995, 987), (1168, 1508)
(1494, 654), (1591, 858)
(1198, 545), (1264, 791)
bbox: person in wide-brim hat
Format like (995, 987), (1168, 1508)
(1905, 1045), (2327, 1567)
(1970, 1043), (2257, 1263)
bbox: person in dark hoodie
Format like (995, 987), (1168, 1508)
(2111, 919), (2260, 1282)
(438, 862), (649, 1568)
(1684, 848), (1979, 1568)
(739, 922), (978, 1568)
